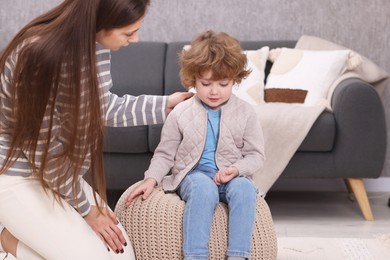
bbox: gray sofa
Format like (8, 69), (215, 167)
(104, 41), (387, 220)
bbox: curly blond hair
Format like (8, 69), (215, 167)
(179, 30), (251, 89)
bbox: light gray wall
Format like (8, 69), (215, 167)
(2, 0), (390, 178)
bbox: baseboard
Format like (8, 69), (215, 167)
(271, 177), (390, 193)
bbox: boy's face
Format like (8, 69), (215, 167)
(195, 70), (234, 110)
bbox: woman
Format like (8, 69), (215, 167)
(0, 0), (192, 259)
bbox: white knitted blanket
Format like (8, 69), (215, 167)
(252, 103), (325, 194)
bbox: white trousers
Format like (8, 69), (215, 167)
(0, 174), (135, 260)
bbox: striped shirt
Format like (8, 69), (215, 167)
(0, 43), (168, 216)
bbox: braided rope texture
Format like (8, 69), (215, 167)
(115, 181), (277, 260)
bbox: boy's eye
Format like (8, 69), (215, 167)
(125, 33), (134, 37)
(201, 82), (211, 86)
(220, 83), (228, 87)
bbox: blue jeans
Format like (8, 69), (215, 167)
(177, 165), (257, 260)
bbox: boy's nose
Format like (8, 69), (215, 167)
(210, 86), (218, 94)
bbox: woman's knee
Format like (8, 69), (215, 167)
(56, 239), (111, 260)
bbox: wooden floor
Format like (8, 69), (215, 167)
(265, 190), (390, 238)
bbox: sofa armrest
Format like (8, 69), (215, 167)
(331, 78), (387, 178)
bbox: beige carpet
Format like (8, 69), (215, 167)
(278, 234), (390, 260)
(2, 235), (389, 259)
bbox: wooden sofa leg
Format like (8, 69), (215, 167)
(343, 179), (353, 194)
(345, 178), (374, 221)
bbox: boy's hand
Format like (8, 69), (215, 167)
(125, 178), (157, 205)
(214, 166), (239, 185)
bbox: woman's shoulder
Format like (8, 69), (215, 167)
(95, 43), (111, 61)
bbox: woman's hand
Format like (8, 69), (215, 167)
(214, 166), (239, 185)
(125, 178), (157, 205)
(84, 206), (127, 254)
(167, 92), (194, 113)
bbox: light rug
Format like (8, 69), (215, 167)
(278, 234), (390, 260)
(2, 236), (389, 260)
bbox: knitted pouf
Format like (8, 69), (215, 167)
(115, 181), (277, 260)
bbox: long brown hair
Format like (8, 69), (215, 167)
(0, 0), (150, 209)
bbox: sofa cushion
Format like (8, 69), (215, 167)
(104, 126), (149, 153)
(110, 42), (167, 95)
(147, 111), (335, 153)
(241, 42), (335, 151)
(240, 41), (296, 78)
(104, 153), (153, 190)
(297, 110), (335, 152)
(148, 124), (163, 152)
(265, 48), (351, 106)
(104, 42), (167, 154)
(232, 47), (269, 105)
(296, 35), (389, 95)
(164, 41), (191, 94)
